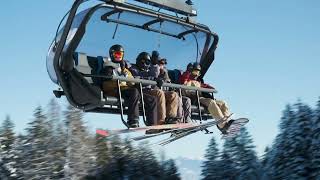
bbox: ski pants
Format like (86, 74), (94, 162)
(121, 88), (140, 122)
(141, 92), (158, 126)
(143, 89), (179, 125)
(199, 98), (231, 126)
(177, 96), (192, 123)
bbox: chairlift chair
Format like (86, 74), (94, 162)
(46, 0), (219, 128)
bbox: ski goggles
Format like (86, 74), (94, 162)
(112, 51), (124, 61)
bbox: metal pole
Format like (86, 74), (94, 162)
(139, 83), (148, 126)
(117, 80), (129, 128)
(196, 90), (202, 123)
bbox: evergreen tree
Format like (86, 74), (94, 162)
(97, 135), (131, 179)
(95, 134), (111, 171)
(284, 102), (313, 179)
(0, 115), (18, 180)
(310, 98), (320, 179)
(162, 159), (180, 180)
(221, 136), (240, 178)
(266, 105), (295, 179)
(201, 137), (222, 179)
(219, 144), (238, 180)
(64, 105), (96, 179)
(235, 127), (261, 180)
(22, 106), (52, 179)
(0, 116), (15, 151)
(134, 142), (162, 179)
(260, 146), (272, 180)
(46, 99), (66, 179)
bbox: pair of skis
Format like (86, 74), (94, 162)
(96, 117), (249, 145)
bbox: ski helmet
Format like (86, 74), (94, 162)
(191, 62), (201, 77)
(109, 44), (124, 63)
(151, 51), (160, 65)
(187, 63), (193, 72)
(192, 62), (201, 71)
(136, 52), (151, 71)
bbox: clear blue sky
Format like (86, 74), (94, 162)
(0, 0), (319, 159)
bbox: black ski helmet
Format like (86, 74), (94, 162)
(192, 62), (201, 71)
(136, 52), (151, 70)
(109, 44), (124, 63)
(187, 63), (193, 72)
(151, 50), (160, 65)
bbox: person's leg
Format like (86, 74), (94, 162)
(199, 97), (227, 128)
(164, 91), (179, 118)
(142, 93), (158, 126)
(182, 96), (192, 123)
(144, 89), (166, 125)
(121, 88), (140, 127)
(176, 96), (183, 123)
(215, 100), (231, 117)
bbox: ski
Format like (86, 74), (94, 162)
(131, 120), (219, 141)
(158, 118), (249, 145)
(96, 122), (195, 137)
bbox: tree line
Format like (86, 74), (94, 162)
(0, 99), (180, 180)
(201, 98), (320, 180)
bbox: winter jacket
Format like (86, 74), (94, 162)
(102, 60), (134, 96)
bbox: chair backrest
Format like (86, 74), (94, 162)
(73, 52), (105, 86)
(168, 69), (183, 84)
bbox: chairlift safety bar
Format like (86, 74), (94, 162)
(82, 74), (218, 93)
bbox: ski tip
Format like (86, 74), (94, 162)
(96, 129), (110, 137)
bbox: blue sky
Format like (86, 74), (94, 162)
(0, 0), (319, 159)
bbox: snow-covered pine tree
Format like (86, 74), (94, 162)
(221, 135), (240, 177)
(310, 98), (320, 179)
(201, 137), (222, 180)
(235, 127), (261, 180)
(260, 146), (272, 180)
(95, 134), (111, 171)
(46, 99), (66, 179)
(22, 106), (53, 179)
(64, 105), (96, 179)
(219, 144), (238, 180)
(96, 135), (130, 179)
(265, 104), (295, 179)
(284, 101), (313, 179)
(0, 115), (17, 180)
(134, 142), (162, 179)
(162, 159), (180, 180)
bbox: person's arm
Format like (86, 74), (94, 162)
(179, 72), (190, 84)
(101, 66), (114, 76)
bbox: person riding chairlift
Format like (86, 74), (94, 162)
(158, 57), (192, 123)
(102, 44), (157, 128)
(129, 52), (180, 125)
(180, 62), (236, 134)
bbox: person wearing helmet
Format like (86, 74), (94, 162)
(130, 52), (179, 125)
(102, 45), (157, 128)
(179, 62), (194, 85)
(181, 62), (235, 134)
(158, 57), (192, 123)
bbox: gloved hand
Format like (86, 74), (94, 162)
(156, 78), (164, 88)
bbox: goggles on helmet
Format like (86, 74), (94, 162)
(112, 51), (124, 61)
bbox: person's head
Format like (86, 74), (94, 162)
(158, 58), (167, 70)
(187, 63), (193, 72)
(191, 62), (201, 77)
(109, 44), (124, 63)
(136, 52), (151, 71)
(151, 51), (160, 65)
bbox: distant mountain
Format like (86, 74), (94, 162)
(174, 157), (203, 180)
